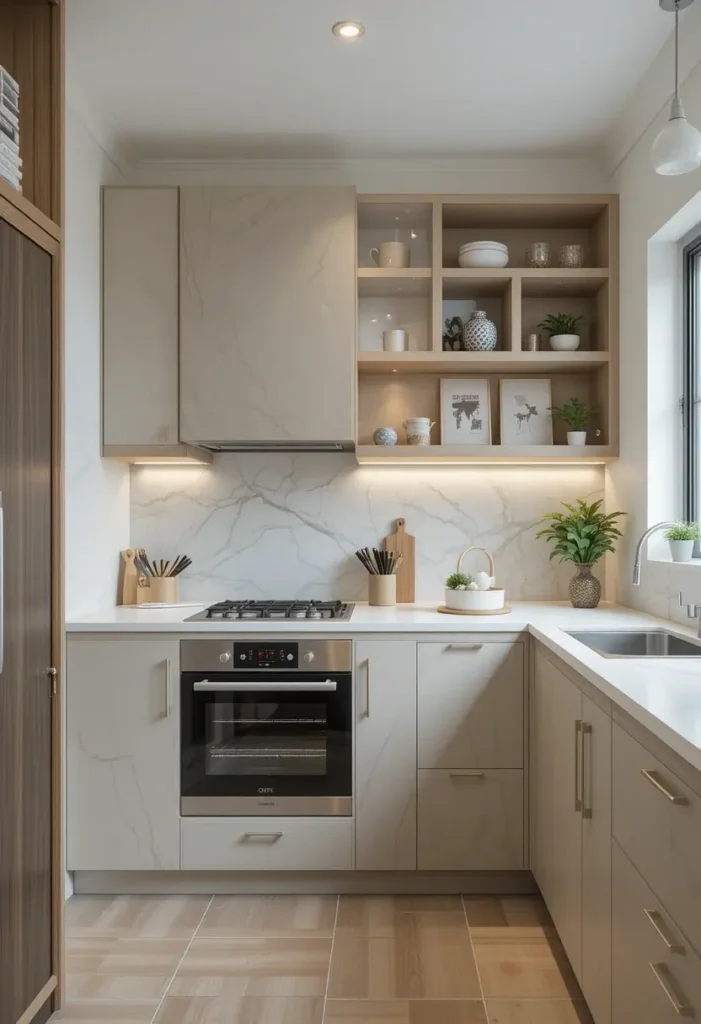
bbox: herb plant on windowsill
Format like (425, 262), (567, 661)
(664, 522), (700, 563)
(536, 499), (625, 608)
(549, 397), (596, 446)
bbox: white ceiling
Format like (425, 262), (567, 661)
(66, 0), (675, 161)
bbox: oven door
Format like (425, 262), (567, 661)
(180, 671), (352, 816)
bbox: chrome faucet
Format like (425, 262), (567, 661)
(632, 522), (678, 585)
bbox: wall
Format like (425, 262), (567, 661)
(131, 456), (604, 603)
(607, 2), (701, 623)
(64, 106), (130, 615)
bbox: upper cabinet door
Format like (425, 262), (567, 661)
(103, 188), (180, 446)
(179, 187), (356, 445)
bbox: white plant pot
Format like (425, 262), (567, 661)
(549, 334), (580, 352)
(567, 431), (587, 446)
(444, 587), (506, 611)
(669, 539), (695, 562)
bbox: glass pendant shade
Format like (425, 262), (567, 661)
(652, 99), (701, 175)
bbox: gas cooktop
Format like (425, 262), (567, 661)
(186, 599), (355, 622)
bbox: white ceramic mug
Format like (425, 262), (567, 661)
(370, 241), (410, 268)
(404, 417), (434, 445)
(383, 329), (408, 352)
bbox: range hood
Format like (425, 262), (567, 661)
(194, 440), (354, 453)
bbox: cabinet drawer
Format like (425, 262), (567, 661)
(418, 641), (524, 769)
(417, 769), (524, 871)
(613, 841), (701, 1023)
(613, 724), (701, 956)
(181, 818), (354, 871)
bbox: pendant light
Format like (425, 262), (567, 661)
(652, 0), (701, 176)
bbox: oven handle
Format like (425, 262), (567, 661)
(193, 679), (338, 692)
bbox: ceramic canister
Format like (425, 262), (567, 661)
(383, 329), (408, 352)
(404, 417), (434, 445)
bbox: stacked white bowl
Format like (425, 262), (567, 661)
(458, 241), (509, 268)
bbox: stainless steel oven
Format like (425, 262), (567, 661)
(180, 639), (352, 816)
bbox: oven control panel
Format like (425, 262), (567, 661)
(234, 642), (298, 669)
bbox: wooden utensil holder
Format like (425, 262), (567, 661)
(368, 574), (396, 607)
(136, 576), (180, 605)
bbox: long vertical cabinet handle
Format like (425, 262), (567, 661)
(165, 658), (173, 717)
(0, 503), (4, 675)
(364, 659), (370, 718)
(582, 722), (593, 819)
(574, 720), (583, 812)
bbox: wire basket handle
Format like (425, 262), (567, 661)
(457, 546), (495, 579)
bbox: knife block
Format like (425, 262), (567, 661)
(136, 576), (180, 604)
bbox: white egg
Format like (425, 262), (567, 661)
(467, 582), (479, 591)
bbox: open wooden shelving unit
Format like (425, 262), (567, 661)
(356, 194), (618, 465)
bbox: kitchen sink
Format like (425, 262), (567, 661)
(565, 629), (701, 658)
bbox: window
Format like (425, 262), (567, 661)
(683, 233), (701, 521)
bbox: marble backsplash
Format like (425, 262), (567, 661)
(130, 455), (605, 604)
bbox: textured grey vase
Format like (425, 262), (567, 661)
(569, 564), (601, 608)
(463, 310), (497, 352)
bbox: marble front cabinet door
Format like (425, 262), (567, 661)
(179, 186), (356, 444)
(67, 637), (181, 871)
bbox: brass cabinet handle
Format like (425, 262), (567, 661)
(582, 722), (593, 819)
(242, 832), (284, 842)
(446, 644), (484, 650)
(365, 658), (370, 718)
(449, 770), (485, 778)
(574, 720), (583, 813)
(644, 909), (686, 955)
(649, 962), (695, 1016)
(641, 769), (689, 806)
(47, 667), (57, 697)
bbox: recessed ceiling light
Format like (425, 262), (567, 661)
(332, 20), (365, 39)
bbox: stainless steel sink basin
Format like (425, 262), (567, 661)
(566, 630), (701, 658)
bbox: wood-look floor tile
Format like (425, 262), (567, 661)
(172, 936), (331, 997)
(66, 937), (188, 1001)
(50, 1001), (159, 1022)
(486, 1000), (594, 1023)
(337, 896), (463, 934)
(154, 995), (323, 1023)
(463, 897), (555, 936)
(472, 935), (581, 1000)
(65, 895), (211, 939)
(328, 915), (481, 999)
(198, 895), (337, 938)
(324, 1000), (488, 1023)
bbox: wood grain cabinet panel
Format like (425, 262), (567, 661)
(417, 640), (524, 769)
(103, 188), (180, 446)
(354, 641), (417, 871)
(67, 638), (180, 871)
(179, 186), (356, 445)
(417, 769), (524, 870)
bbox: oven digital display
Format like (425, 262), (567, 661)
(234, 642), (298, 668)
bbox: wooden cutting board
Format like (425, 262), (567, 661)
(384, 518), (415, 603)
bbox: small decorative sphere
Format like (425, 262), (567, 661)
(467, 581), (479, 590)
(373, 427), (398, 446)
(455, 584), (467, 591)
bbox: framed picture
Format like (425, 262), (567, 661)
(500, 379), (553, 445)
(440, 378), (492, 445)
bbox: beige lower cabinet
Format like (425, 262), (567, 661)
(181, 817), (354, 871)
(67, 637), (181, 871)
(613, 840), (701, 1022)
(354, 641), (417, 870)
(530, 645), (612, 1024)
(417, 769), (524, 870)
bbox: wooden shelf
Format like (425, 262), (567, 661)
(355, 445), (617, 465)
(358, 268), (432, 297)
(441, 267), (608, 298)
(0, 175), (60, 241)
(357, 350), (610, 375)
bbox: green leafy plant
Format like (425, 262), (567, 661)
(538, 313), (584, 337)
(664, 522), (700, 541)
(536, 499), (625, 566)
(549, 397), (595, 431)
(445, 571), (473, 590)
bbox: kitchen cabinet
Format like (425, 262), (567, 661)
(354, 641), (416, 870)
(530, 645), (611, 1024)
(179, 186), (356, 447)
(67, 638), (180, 871)
(181, 818), (354, 871)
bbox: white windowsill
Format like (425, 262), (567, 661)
(648, 556), (701, 572)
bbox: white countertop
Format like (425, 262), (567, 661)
(67, 601), (701, 775)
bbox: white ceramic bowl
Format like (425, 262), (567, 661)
(549, 333), (580, 351)
(444, 587), (506, 611)
(460, 240), (507, 252)
(458, 248), (509, 268)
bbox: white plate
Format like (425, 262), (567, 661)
(460, 240), (508, 251)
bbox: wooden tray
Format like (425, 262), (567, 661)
(437, 604), (512, 616)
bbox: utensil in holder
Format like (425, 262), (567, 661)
(368, 574), (396, 607)
(136, 576), (180, 604)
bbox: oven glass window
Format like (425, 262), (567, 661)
(205, 699), (328, 777)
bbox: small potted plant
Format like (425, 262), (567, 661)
(442, 316), (464, 352)
(664, 522), (700, 562)
(538, 313), (584, 352)
(445, 571), (476, 610)
(536, 499), (625, 608)
(444, 547), (505, 611)
(550, 397), (596, 446)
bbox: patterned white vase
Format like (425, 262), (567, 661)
(463, 310), (497, 352)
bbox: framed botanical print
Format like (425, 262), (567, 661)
(440, 378), (492, 445)
(500, 379), (553, 445)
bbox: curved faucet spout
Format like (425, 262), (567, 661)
(632, 522), (679, 585)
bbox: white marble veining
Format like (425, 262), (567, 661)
(130, 454), (605, 603)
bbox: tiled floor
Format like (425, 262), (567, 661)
(53, 894), (593, 1024)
